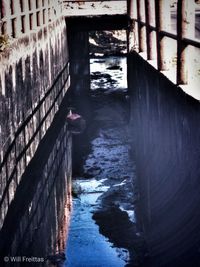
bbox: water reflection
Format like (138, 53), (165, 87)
(64, 56), (146, 266)
(90, 56), (127, 92)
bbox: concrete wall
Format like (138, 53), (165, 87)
(0, 18), (70, 229)
(128, 51), (200, 267)
(0, 123), (72, 265)
(0, 14), (73, 264)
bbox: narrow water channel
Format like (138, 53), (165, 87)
(64, 56), (146, 267)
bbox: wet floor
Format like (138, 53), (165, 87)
(64, 56), (146, 267)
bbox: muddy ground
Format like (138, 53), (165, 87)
(65, 55), (148, 267)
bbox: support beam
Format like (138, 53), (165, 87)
(145, 0), (156, 60)
(137, 0), (146, 52)
(155, 0), (170, 71)
(177, 0), (195, 84)
(1, 0), (12, 35)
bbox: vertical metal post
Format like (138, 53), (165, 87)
(14, 0), (22, 38)
(130, 0), (135, 19)
(177, 0), (195, 84)
(177, 0), (187, 84)
(1, 0), (12, 36)
(145, 0), (156, 60)
(127, 0), (138, 52)
(137, 0), (146, 52)
(155, 0), (170, 70)
(185, 0), (195, 39)
(23, 0), (30, 34)
(127, 0), (131, 18)
(0, 1), (3, 35)
(127, 0), (131, 54)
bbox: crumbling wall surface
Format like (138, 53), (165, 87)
(0, 17), (70, 231)
(128, 51), (200, 267)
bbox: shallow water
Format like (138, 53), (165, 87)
(65, 178), (127, 267)
(90, 56), (127, 92)
(64, 56), (145, 267)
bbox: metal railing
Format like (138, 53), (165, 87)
(0, 0), (63, 37)
(0, 62), (70, 228)
(128, 0), (200, 98)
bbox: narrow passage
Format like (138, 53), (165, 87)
(65, 55), (146, 266)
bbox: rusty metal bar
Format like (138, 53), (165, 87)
(127, 0), (131, 18)
(183, 37), (200, 49)
(155, 0), (170, 71)
(133, 19), (200, 47)
(148, 24), (156, 31)
(127, 0), (135, 19)
(137, 0), (146, 52)
(159, 30), (177, 40)
(177, 0), (196, 84)
(1, 0), (12, 35)
(144, 0), (150, 58)
(126, 0), (131, 52)
(177, 0), (187, 84)
(145, 0), (155, 60)
(185, 0), (195, 39)
(155, 0), (162, 70)
(134, 18), (156, 30)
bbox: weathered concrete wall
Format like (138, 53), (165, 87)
(0, 10), (74, 265)
(0, 89), (72, 266)
(0, 18), (70, 229)
(128, 51), (200, 267)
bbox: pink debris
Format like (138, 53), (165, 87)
(67, 110), (81, 120)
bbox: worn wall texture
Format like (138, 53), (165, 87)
(0, 11), (73, 264)
(0, 17), (70, 229)
(0, 122), (72, 265)
(128, 51), (200, 267)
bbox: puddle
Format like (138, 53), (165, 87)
(64, 56), (146, 266)
(65, 178), (127, 267)
(90, 57), (127, 92)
